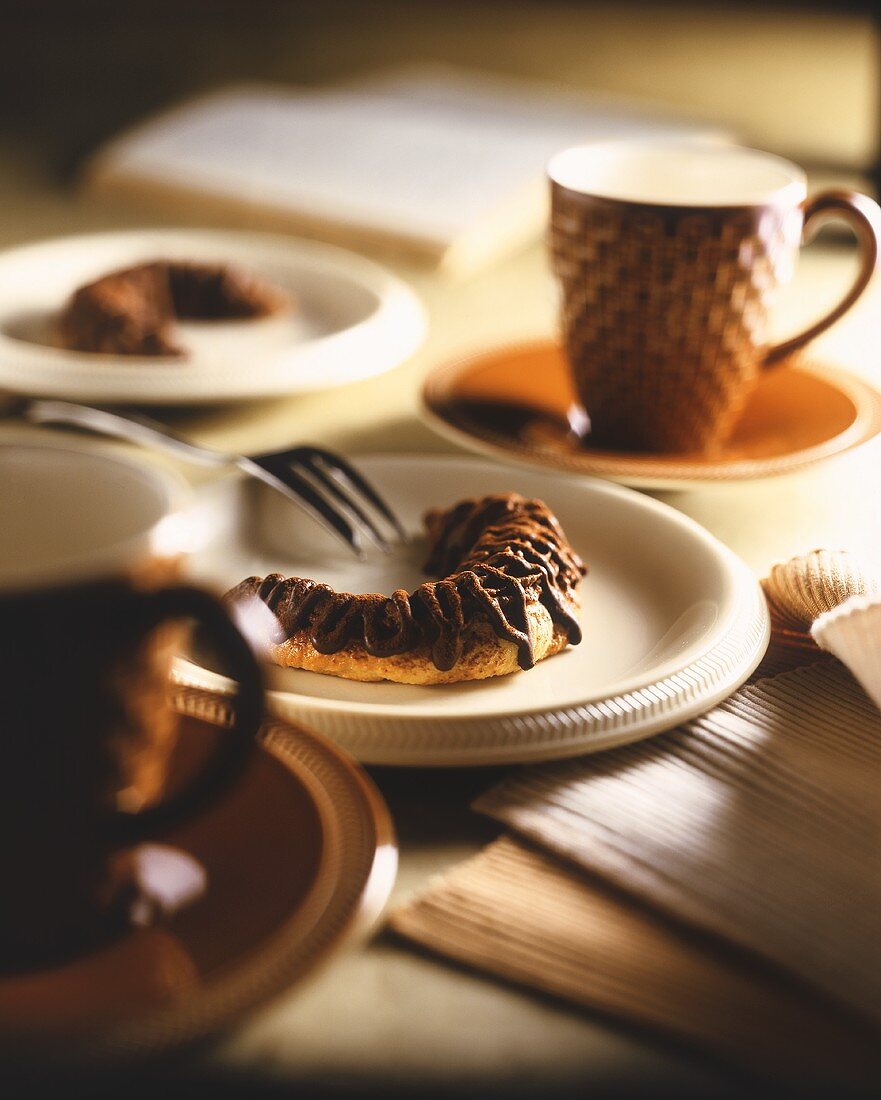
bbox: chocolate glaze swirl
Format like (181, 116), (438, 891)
(225, 494), (586, 672)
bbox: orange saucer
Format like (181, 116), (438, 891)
(421, 341), (881, 488)
(0, 691), (396, 1059)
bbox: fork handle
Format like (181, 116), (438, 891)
(24, 399), (231, 467)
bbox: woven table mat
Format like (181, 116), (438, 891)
(391, 640), (881, 1079)
(391, 834), (880, 1079)
(473, 663), (881, 1028)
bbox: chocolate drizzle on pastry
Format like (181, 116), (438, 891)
(57, 260), (290, 357)
(225, 494), (585, 672)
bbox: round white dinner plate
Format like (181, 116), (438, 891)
(176, 455), (770, 766)
(0, 229), (426, 404)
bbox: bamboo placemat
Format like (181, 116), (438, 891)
(391, 835), (880, 1079)
(391, 651), (881, 1079)
(473, 663), (881, 1028)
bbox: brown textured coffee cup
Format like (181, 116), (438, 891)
(0, 444), (263, 970)
(549, 141), (881, 453)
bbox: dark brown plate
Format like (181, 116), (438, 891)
(0, 690), (396, 1058)
(421, 340), (881, 487)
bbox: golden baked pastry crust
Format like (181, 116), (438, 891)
(271, 606), (569, 684)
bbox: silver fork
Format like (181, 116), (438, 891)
(22, 399), (407, 559)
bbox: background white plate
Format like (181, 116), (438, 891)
(177, 455), (770, 765)
(0, 229), (426, 404)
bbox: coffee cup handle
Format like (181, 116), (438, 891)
(107, 584), (264, 843)
(763, 189), (881, 367)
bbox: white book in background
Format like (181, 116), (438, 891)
(85, 68), (728, 278)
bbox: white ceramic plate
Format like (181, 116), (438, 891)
(0, 229), (426, 404)
(176, 455), (770, 766)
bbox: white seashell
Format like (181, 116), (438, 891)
(763, 550), (879, 632)
(812, 595), (881, 712)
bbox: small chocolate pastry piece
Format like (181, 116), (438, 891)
(57, 262), (182, 357)
(166, 261), (290, 319)
(56, 260), (290, 357)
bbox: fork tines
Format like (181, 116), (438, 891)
(251, 446), (407, 557)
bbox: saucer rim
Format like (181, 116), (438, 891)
(0, 694), (397, 1060)
(419, 338), (881, 489)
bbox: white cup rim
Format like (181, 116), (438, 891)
(548, 139), (807, 209)
(0, 441), (193, 593)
